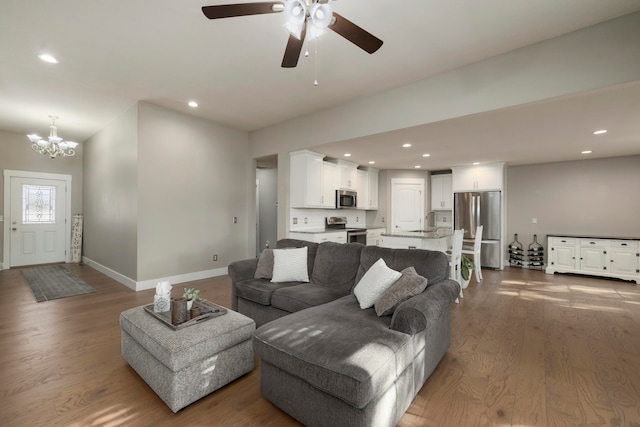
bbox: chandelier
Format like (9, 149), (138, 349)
(27, 115), (78, 159)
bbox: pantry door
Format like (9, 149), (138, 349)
(5, 171), (71, 267)
(391, 178), (424, 232)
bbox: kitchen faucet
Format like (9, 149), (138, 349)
(425, 211), (437, 231)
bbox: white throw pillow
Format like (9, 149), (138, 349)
(353, 258), (402, 309)
(271, 246), (309, 283)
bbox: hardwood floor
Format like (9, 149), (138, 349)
(1, 264), (639, 426)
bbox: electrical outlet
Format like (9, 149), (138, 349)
(233, 216), (238, 224)
(532, 217), (538, 224)
(293, 217), (298, 225)
(213, 254), (218, 262)
(382, 217), (385, 223)
(356, 216), (359, 223)
(304, 217), (308, 224)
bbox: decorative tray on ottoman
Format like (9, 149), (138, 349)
(143, 299), (227, 330)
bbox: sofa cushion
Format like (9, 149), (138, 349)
(310, 242), (364, 293)
(253, 295), (414, 409)
(235, 279), (300, 306)
(356, 246), (448, 287)
(375, 267), (429, 317)
(272, 247), (309, 283)
(271, 284), (349, 313)
(254, 249), (274, 279)
(353, 258), (401, 309)
(276, 239), (319, 278)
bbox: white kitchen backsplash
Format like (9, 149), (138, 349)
(290, 209), (369, 231)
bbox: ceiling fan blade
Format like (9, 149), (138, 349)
(328, 12), (383, 54)
(281, 25), (307, 68)
(202, 2), (284, 19)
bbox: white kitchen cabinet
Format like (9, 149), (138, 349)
(322, 161), (337, 208)
(289, 231), (346, 244)
(290, 150), (324, 208)
(431, 174), (452, 210)
(546, 235), (639, 284)
(367, 168), (379, 210)
(382, 236), (423, 250)
(328, 159), (358, 190)
(366, 228), (385, 246)
(356, 169), (368, 210)
(451, 163), (504, 192)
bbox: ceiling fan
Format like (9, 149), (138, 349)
(202, 0), (383, 68)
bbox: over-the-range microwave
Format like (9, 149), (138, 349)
(336, 189), (357, 209)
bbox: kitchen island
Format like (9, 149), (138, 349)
(381, 230), (453, 252)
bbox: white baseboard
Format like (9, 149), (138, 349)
(82, 257), (228, 292)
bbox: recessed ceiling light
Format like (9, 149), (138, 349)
(344, 153), (351, 157)
(414, 165), (421, 169)
(368, 161), (375, 164)
(422, 153), (430, 157)
(38, 54), (59, 64)
(582, 150), (593, 154)
(402, 143), (412, 148)
(593, 130), (607, 135)
(472, 162), (480, 165)
(188, 101), (198, 108)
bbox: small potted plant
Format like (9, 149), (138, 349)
(460, 255), (475, 289)
(183, 288), (202, 310)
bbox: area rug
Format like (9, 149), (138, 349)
(21, 265), (95, 302)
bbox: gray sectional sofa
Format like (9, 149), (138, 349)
(228, 238), (460, 427)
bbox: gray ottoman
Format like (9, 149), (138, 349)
(120, 304), (255, 412)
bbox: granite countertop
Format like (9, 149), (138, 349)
(381, 230), (454, 239)
(547, 233), (640, 241)
(290, 226), (387, 234)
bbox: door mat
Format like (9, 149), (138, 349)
(21, 265), (95, 303)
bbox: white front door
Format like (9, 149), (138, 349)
(9, 176), (68, 267)
(391, 178), (424, 232)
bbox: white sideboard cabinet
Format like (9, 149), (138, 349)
(546, 235), (640, 284)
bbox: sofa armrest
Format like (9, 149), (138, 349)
(228, 258), (259, 283)
(390, 279), (460, 335)
(228, 258), (259, 311)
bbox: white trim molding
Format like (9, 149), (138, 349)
(83, 256), (229, 291)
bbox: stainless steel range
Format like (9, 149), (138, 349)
(326, 216), (366, 245)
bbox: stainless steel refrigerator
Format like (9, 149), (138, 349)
(453, 191), (502, 269)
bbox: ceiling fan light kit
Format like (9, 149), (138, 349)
(202, 0), (383, 68)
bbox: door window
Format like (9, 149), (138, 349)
(22, 184), (56, 224)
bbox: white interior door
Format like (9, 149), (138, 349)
(9, 177), (68, 267)
(391, 178), (424, 232)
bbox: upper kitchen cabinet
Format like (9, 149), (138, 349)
(367, 168), (379, 210)
(431, 173), (452, 210)
(452, 162), (505, 192)
(356, 169), (368, 210)
(290, 150), (325, 208)
(355, 167), (379, 210)
(327, 159), (358, 190)
(322, 161), (337, 208)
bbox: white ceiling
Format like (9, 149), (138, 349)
(2, 0), (640, 169)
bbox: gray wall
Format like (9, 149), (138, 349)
(83, 104), (139, 279)
(136, 103), (250, 281)
(0, 129), (83, 266)
(83, 102), (250, 283)
(506, 155), (640, 252)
